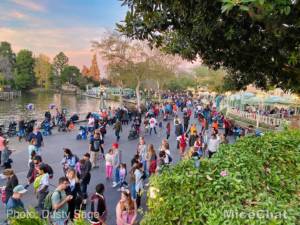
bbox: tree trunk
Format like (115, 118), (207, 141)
(136, 79), (141, 112)
(156, 80), (161, 103)
(119, 81), (124, 107)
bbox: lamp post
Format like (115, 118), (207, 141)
(99, 86), (106, 110)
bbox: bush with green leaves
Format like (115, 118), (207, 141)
(142, 130), (300, 225)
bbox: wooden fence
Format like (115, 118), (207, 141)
(0, 91), (21, 101)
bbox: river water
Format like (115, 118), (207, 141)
(0, 91), (119, 125)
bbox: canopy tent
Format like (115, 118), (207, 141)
(264, 96), (293, 105)
(243, 96), (263, 105)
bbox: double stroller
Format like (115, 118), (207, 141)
(76, 126), (88, 140)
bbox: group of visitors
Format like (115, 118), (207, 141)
(0, 93), (236, 225)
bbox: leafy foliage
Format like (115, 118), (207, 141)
(164, 75), (197, 92)
(53, 52), (69, 76)
(14, 49), (35, 90)
(34, 54), (52, 89)
(118, 0), (300, 93)
(193, 66), (226, 92)
(142, 130), (300, 225)
(9, 208), (47, 225)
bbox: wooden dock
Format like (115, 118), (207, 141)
(0, 91), (21, 101)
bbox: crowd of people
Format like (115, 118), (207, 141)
(0, 94), (238, 225)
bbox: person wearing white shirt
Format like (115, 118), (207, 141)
(149, 117), (157, 135)
(207, 134), (220, 158)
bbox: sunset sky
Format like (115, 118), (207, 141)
(0, 0), (127, 74)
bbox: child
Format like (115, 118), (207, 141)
(28, 138), (37, 163)
(105, 149), (114, 180)
(178, 133), (187, 157)
(75, 159), (85, 178)
(117, 163), (128, 191)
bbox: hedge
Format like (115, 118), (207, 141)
(142, 130), (300, 225)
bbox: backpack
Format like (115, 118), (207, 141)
(44, 163), (54, 179)
(74, 155), (80, 164)
(44, 190), (62, 213)
(167, 154), (173, 163)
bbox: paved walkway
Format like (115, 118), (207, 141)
(0, 111), (229, 224)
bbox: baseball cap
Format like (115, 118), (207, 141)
(112, 143), (119, 148)
(13, 185), (27, 194)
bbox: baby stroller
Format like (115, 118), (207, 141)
(41, 120), (52, 136)
(6, 121), (17, 137)
(128, 126), (139, 140)
(76, 126), (88, 140)
(57, 115), (67, 132)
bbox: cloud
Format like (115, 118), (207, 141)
(10, 0), (45, 12)
(0, 26), (106, 68)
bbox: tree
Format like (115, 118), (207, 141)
(118, 0), (300, 93)
(61, 65), (81, 85)
(14, 49), (35, 90)
(0, 42), (15, 66)
(0, 42), (16, 80)
(0, 56), (14, 80)
(53, 52), (68, 76)
(34, 54), (52, 89)
(92, 32), (152, 111)
(193, 66), (226, 92)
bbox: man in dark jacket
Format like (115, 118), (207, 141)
(80, 153), (92, 206)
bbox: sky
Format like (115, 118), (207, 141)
(0, 0), (128, 75)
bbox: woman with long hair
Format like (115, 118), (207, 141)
(116, 189), (137, 225)
(65, 168), (83, 221)
(147, 144), (157, 176)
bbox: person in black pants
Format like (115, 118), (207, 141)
(3, 169), (19, 204)
(89, 183), (107, 224)
(65, 168), (83, 221)
(79, 153), (91, 208)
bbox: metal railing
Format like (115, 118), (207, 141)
(227, 108), (288, 127)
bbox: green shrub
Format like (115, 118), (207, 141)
(142, 130), (300, 225)
(9, 208), (47, 225)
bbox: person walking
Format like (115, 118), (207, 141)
(61, 148), (77, 174)
(147, 144), (157, 176)
(27, 126), (44, 155)
(6, 185), (27, 220)
(134, 163), (144, 208)
(3, 169), (18, 204)
(116, 189), (137, 225)
(112, 144), (121, 188)
(105, 149), (114, 180)
(207, 133), (221, 158)
(136, 137), (147, 176)
(89, 183), (107, 225)
(89, 131), (104, 168)
(80, 153), (92, 207)
(51, 177), (73, 225)
(113, 119), (122, 142)
(34, 164), (49, 214)
(0, 133), (6, 166)
(65, 168), (83, 221)
(166, 122), (171, 140)
(149, 116), (157, 135)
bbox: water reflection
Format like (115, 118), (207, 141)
(0, 92), (119, 123)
